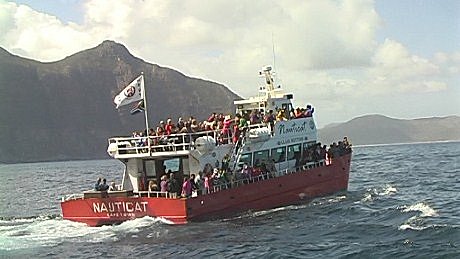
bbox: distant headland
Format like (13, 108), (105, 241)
(1, 41), (459, 163)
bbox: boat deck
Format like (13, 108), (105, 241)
(62, 158), (336, 202)
(107, 123), (268, 159)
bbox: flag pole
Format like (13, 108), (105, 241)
(140, 72), (151, 148)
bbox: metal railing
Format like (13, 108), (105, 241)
(108, 129), (227, 157)
(136, 191), (178, 199)
(61, 159), (330, 202)
(107, 123), (270, 157)
(204, 159), (327, 194)
(62, 193), (84, 202)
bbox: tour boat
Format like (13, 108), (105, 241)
(61, 66), (352, 226)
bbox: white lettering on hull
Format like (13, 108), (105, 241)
(92, 201), (148, 214)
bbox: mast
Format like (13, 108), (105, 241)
(272, 32), (276, 77)
(140, 72), (150, 143)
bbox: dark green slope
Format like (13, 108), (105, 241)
(318, 114), (460, 145)
(0, 41), (239, 163)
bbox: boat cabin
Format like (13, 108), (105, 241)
(234, 66), (295, 118)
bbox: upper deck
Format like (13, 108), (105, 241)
(107, 128), (231, 159)
(107, 116), (317, 160)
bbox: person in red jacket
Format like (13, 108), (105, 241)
(165, 118), (174, 135)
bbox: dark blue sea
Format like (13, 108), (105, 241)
(0, 141), (459, 258)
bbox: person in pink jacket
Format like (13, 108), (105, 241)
(181, 176), (192, 198)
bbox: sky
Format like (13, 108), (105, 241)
(1, 0), (459, 127)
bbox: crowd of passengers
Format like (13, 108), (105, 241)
(299, 137), (352, 164)
(145, 160), (277, 198)
(130, 104), (316, 147)
(94, 177), (118, 191)
(142, 137), (351, 198)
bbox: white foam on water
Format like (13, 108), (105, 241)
(225, 204), (310, 221)
(378, 185), (397, 196)
(111, 216), (173, 233)
(327, 195), (347, 203)
(251, 206), (293, 217)
(312, 195), (348, 206)
(0, 218), (93, 251)
(398, 224), (429, 231)
(398, 223), (451, 231)
(357, 184), (397, 203)
(398, 202), (439, 231)
(359, 192), (373, 203)
(0, 218), (36, 224)
(402, 202), (439, 217)
(356, 188), (378, 203)
(0, 216), (170, 251)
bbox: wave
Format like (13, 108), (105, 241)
(311, 195), (347, 206)
(398, 223), (455, 231)
(222, 198), (347, 221)
(0, 216), (170, 251)
(401, 202), (438, 217)
(398, 224), (430, 231)
(251, 204), (310, 217)
(0, 214), (61, 224)
(223, 203), (313, 222)
(358, 184), (397, 203)
(398, 202), (439, 231)
(230, 194), (348, 219)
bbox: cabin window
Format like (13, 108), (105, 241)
(144, 160), (156, 177)
(164, 157), (180, 172)
(287, 144), (301, 161)
(281, 103), (289, 118)
(303, 142), (315, 151)
(253, 150), (269, 167)
(271, 147), (286, 163)
(240, 153), (253, 166)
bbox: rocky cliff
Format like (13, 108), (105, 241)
(0, 41), (240, 163)
(318, 114), (460, 146)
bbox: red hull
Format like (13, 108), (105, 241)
(61, 154), (351, 226)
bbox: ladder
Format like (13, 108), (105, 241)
(228, 132), (246, 172)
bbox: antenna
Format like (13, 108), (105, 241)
(271, 32), (276, 74)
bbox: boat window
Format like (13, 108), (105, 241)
(271, 147), (286, 163)
(239, 153), (253, 166)
(144, 160), (156, 177)
(287, 144), (301, 161)
(181, 157), (189, 175)
(303, 141), (315, 151)
(281, 103), (293, 118)
(164, 157), (180, 172)
(253, 150), (269, 167)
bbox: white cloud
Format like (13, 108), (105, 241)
(434, 51), (460, 75)
(372, 39), (439, 78)
(1, 1), (102, 60)
(366, 39), (446, 94)
(0, 0), (458, 126)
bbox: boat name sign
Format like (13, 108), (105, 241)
(277, 120), (314, 136)
(92, 201), (148, 214)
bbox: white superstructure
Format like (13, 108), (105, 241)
(107, 66), (317, 193)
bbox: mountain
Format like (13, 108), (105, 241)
(1, 42), (458, 163)
(318, 114), (460, 146)
(0, 41), (240, 163)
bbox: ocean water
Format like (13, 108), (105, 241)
(0, 142), (459, 258)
